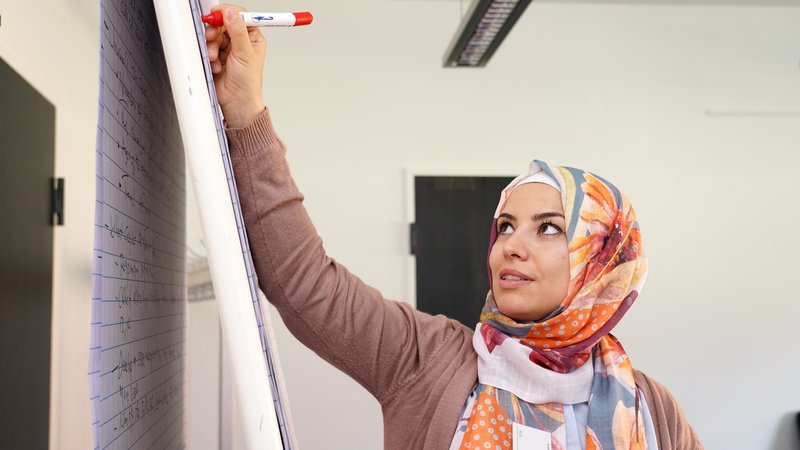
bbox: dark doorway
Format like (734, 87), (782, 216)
(0, 56), (55, 449)
(414, 176), (513, 328)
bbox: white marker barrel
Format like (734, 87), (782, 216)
(241, 12), (313, 27)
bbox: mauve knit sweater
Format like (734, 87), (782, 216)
(227, 109), (703, 450)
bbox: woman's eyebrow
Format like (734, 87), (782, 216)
(498, 211), (565, 221)
(533, 211), (565, 221)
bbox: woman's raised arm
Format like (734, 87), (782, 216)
(206, 4), (471, 402)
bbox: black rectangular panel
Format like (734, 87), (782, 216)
(415, 176), (512, 328)
(0, 56), (55, 449)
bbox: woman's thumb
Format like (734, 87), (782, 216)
(223, 8), (253, 57)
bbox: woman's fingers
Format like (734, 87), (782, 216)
(210, 60), (221, 74)
(219, 45), (230, 66)
(216, 42), (230, 71)
(205, 24), (219, 42)
(220, 7), (254, 61)
(206, 5), (254, 74)
(207, 32), (228, 62)
(208, 41), (218, 62)
(204, 3), (266, 128)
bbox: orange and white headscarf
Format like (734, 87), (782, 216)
(457, 160), (652, 450)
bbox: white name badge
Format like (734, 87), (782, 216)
(512, 422), (552, 450)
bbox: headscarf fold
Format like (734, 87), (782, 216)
(457, 160), (651, 450)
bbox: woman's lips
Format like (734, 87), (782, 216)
(497, 269), (533, 289)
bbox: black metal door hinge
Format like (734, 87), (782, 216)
(52, 177), (64, 226)
(409, 222), (417, 255)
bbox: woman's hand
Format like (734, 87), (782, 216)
(205, 4), (266, 129)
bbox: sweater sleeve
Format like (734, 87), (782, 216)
(225, 108), (464, 403)
(634, 370), (703, 450)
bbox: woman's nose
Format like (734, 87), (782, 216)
(502, 233), (528, 260)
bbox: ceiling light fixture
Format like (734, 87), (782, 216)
(443, 0), (534, 68)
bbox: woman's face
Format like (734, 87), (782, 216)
(489, 183), (570, 321)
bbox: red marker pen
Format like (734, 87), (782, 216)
(201, 11), (313, 27)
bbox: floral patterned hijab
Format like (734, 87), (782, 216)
(457, 160), (652, 450)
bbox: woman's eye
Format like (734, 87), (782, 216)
(498, 221), (514, 235)
(540, 223), (562, 235)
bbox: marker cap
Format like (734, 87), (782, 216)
(201, 10), (224, 27)
(293, 12), (313, 26)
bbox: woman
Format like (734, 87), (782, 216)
(206, 5), (702, 449)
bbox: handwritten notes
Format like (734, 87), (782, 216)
(90, 1), (186, 449)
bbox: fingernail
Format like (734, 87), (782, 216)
(225, 9), (238, 22)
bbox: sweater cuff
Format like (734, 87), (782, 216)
(225, 107), (280, 158)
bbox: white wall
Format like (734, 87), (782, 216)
(3, 0), (799, 449)
(0, 1), (99, 448)
(187, 299), (221, 450)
